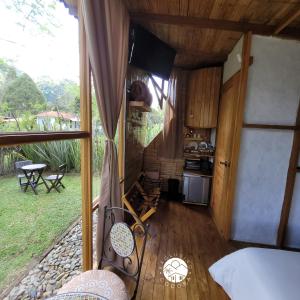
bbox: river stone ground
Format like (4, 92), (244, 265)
(5, 212), (98, 300)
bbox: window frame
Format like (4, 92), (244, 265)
(0, 3), (93, 271)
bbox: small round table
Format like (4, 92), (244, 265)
(21, 164), (48, 195)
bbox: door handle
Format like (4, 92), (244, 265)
(220, 160), (230, 167)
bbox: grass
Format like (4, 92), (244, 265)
(0, 173), (101, 292)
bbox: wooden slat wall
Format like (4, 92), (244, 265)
(185, 67), (221, 128)
(143, 133), (185, 192)
(126, 0), (300, 27)
(124, 66), (187, 193)
(126, 0), (300, 67)
(124, 66), (149, 192)
(124, 110), (146, 192)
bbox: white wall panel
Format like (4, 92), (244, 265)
(223, 36), (243, 83)
(232, 129), (293, 245)
(227, 35), (300, 245)
(244, 36), (300, 125)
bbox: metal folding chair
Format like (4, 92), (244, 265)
(57, 206), (149, 300)
(15, 160), (34, 190)
(44, 164), (67, 193)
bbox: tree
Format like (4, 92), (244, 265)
(5, 0), (60, 36)
(37, 78), (80, 113)
(0, 58), (18, 103)
(2, 73), (46, 116)
(73, 96), (80, 114)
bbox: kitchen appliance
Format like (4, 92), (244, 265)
(185, 159), (201, 170)
(199, 159), (213, 172)
(185, 159), (213, 172)
(183, 170), (211, 206)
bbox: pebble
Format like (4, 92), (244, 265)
(5, 213), (98, 299)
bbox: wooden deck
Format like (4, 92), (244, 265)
(136, 200), (237, 300)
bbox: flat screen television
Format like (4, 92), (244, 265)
(128, 24), (176, 80)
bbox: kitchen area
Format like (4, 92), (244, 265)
(182, 67), (221, 207)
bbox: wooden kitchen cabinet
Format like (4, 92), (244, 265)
(185, 67), (222, 128)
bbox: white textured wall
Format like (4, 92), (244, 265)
(232, 129), (293, 245)
(228, 35), (300, 245)
(223, 36), (243, 83)
(244, 36), (300, 125)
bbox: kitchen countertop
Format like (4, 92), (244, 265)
(183, 169), (213, 177)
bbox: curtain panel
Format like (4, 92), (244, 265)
(80, 0), (129, 263)
(160, 69), (187, 159)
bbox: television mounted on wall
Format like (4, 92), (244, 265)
(128, 24), (176, 80)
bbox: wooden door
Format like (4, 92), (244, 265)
(211, 72), (240, 239)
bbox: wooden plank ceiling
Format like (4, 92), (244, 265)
(125, 0), (300, 68)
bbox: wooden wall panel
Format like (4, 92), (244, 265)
(185, 67), (221, 128)
(124, 66), (148, 192)
(126, 0), (300, 67)
(143, 133), (185, 192)
(124, 108), (146, 192)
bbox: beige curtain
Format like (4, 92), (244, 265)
(160, 69), (187, 159)
(81, 0), (129, 263)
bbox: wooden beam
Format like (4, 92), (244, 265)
(184, 56), (253, 71)
(150, 79), (161, 106)
(79, 2), (93, 271)
(160, 80), (164, 109)
(130, 13), (300, 39)
(149, 74), (167, 99)
(176, 48), (228, 61)
(274, 8), (300, 35)
(243, 124), (299, 130)
(118, 96), (126, 197)
(0, 131), (89, 147)
(224, 32), (252, 240)
(277, 101), (300, 247)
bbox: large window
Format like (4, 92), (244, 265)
(0, 0), (94, 295)
(0, 0), (80, 133)
(0, 140), (82, 291)
(145, 75), (168, 146)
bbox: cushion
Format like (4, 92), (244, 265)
(58, 270), (128, 300)
(209, 247), (300, 300)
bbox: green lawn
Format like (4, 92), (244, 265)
(0, 174), (101, 292)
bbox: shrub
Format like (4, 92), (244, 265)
(18, 135), (105, 174)
(20, 140), (80, 172)
(0, 147), (20, 175)
(93, 135), (105, 175)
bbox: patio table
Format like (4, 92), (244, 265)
(21, 163), (49, 195)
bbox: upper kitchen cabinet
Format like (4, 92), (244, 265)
(185, 67), (222, 128)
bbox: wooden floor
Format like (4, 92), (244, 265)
(135, 200), (237, 300)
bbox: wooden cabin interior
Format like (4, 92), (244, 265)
(1, 0), (300, 299)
